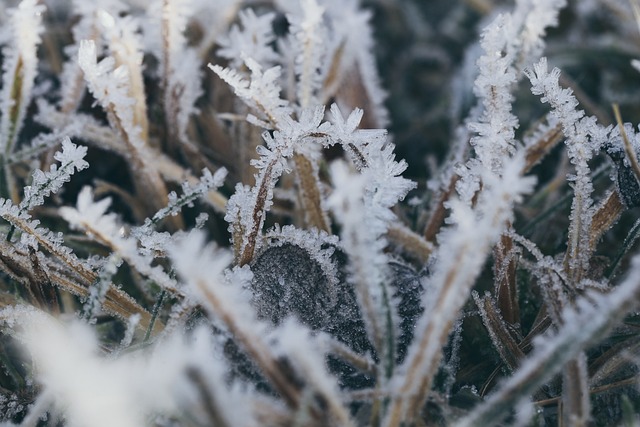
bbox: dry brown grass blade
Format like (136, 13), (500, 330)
(238, 160), (276, 266)
(47, 267), (159, 334)
(235, 121), (263, 186)
(6, 57), (24, 157)
(161, 0), (180, 156)
(230, 217), (246, 265)
(423, 173), (458, 242)
(334, 69), (379, 129)
(589, 335), (640, 388)
(384, 249), (480, 425)
(613, 103), (640, 183)
(0, 214), (160, 333)
(3, 57), (25, 203)
(386, 222), (433, 265)
(523, 123), (563, 173)
(0, 243), (59, 314)
(520, 308), (552, 353)
(479, 309), (554, 396)
(536, 376), (639, 408)
(494, 232), (519, 325)
(474, 292), (525, 372)
(589, 190), (624, 251)
(326, 337), (377, 377)
(109, 34), (149, 147)
(27, 247), (60, 315)
(464, 0), (493, 14)
(105, 107), (183, 230)
(321, 41), (346, 104)
(293, 153), (330, 232)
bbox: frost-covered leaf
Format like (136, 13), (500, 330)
(226, 107), (332, 265)
(58, 0), (128, 113)
(79, 39), (141, 147)
(250, 225), (346, 330)
(0, 197), (92, 281)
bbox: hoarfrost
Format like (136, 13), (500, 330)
(217, 9), (279, 69)
(20, 138), (89, 212)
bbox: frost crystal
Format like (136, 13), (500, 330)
(209, 58), (292, 128)
(20, 138), (89, 212)
(217, 9), (279, 68)
(0, 1), (637, 426)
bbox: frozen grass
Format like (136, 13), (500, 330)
(0, 0), (639, 426)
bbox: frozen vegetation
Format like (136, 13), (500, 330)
(0, 0), (640, 425)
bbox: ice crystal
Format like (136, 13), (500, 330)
(217, 9), (279, 68)
(209, 58), (292, 128)
(20, 138), (88, 212)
